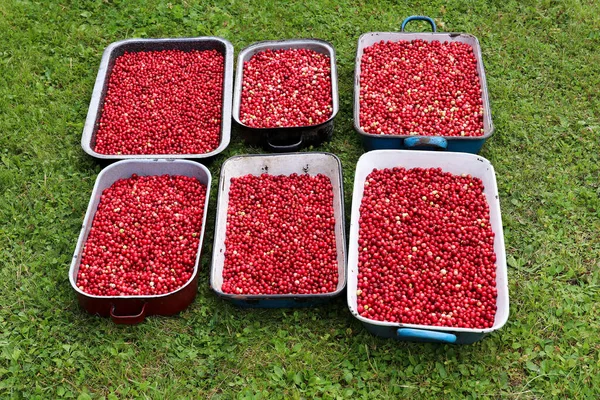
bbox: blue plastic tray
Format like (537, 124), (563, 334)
(353, 16), (494, 154)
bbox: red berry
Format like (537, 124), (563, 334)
(94, 49), (224, 155)
(240, 48), (333, 128)
(356, 167), (497, 329)
(222, 173), (338, 295)
(76, 174), (207, 296)
(359, 40), (484, 137)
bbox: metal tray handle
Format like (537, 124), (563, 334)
(397, 328), (457, 343)
(110, 303), (148, 325)
(266, 134), (304, 152)
(404, 136), (448, 150)
(401, 16), (437, 32)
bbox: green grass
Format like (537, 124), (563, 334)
(1, 0), (599, 398)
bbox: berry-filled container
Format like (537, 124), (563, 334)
(81, 37), (234, 161)
(211, 153), (346, 307)
(69, 159), (212, 324)
(232, 40), (339, 152)
(347, 150), (508, 344)
(354, 16), (494, 153)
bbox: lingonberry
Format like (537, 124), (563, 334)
(359, 40), (484, 137)
(222, 173), (338, 295)
(76, 174), (207, 296)
(94, 49), (224, 155)
(240, 48), (333, 128)
(357, 167), (497, 329)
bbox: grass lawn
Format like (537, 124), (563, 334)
(1, 0), (599, 398)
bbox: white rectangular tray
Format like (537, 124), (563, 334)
(347, 150), (508, 343)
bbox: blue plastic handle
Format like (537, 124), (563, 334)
(401, 16), (437, 32)
(397, 328), (457, 343)
(404, 136), (448, 150)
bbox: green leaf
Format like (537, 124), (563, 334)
(277, 330), (288, 338)
(526, 361), (540, 373)
(172, 5), (184, 19)
(273, 339), (285, 353)
(436, 362), (447, 379)
(343, 370), (353, 383)
(273, 365), (284, 379)
(293, 372), (302, 385)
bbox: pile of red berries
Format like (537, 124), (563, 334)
(76, 174), (207, 296)
(359, 40), (484, 137)
(357, 167), (497, 329)
(222, 173), (338, 295)
(240, 48), (333, 128)
(94, 49), (224, 155)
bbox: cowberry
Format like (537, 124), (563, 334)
(357, 167), (497, 329)
(359, 40), (484, 137)
(240, 48), (333, 128)
(76, 174), (207, 296)
(94, 49), (224, 155)
(222, 173), (338, 295)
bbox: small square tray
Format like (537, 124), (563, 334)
(232, 40), (339, 152)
